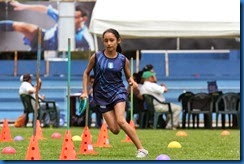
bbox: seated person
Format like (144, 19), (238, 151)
(19, 74), (43, 126)
(142, 64), (154, 72)
(19, 74), (46, 106)
(140, 71), (182, 129)
(19, 74), (59, 127)
(137, 64), (155, 85)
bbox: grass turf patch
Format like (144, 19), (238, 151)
(0, 127), (240, 160)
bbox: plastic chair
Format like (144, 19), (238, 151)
(209, 91), (223, 112)
(187, 93), (214, 128)
(235, 94), (241, 127)
(39, 99), (60, 128)
(20, 94), (37, 126)
(209, 91), (226, 127)
(20, 94), (59, 127)
(215, 92), (240, 128)
(142, 94), (173, 129)
(178, 91), (194, 128)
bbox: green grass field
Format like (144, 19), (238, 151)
(0, 127), (240, 160)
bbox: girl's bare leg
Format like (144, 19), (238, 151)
(103, 110), (120, 134)
(103, 101), (144, 150)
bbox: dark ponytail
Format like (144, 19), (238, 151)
(116, 44), (122, 53)
(102, 28), (122, 53)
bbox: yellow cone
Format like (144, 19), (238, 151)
(168, 141), (182, 148)
(72, 135), (82, 141)
(176, 131), (188, 137)
(221, 130), (230, 136)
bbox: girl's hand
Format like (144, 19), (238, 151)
(80, 93), (88, 99)
(128, 79), (138, 89)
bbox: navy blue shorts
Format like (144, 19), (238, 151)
(97, 99), (125, 114)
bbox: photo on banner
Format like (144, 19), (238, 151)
(0, 1), (95, 57)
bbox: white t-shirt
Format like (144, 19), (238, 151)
(19, 81), (39, 109)
(19, 81), (35, 95)
(140, 81), (166, 107)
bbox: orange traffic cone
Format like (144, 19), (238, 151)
(0, 119), (13, 142)
(77, 126), (98, 155)
(93, 122), (112, 148)
(121, 120), (135, 143)
(129, 120), (135, 128)
(59, 129), (77, 160)
(35, 120), (45, 140)
(25, 135), (41, 160)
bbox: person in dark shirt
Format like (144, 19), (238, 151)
(80, 28), (148, 158)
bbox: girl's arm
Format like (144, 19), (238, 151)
(80, 54), (96, 98)
(124, 58), (138, 88)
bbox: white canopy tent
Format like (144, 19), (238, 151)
(89, 0), (240, 51)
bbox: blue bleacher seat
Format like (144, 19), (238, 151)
(0, 60), (14, 75)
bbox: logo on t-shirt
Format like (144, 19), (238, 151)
(108, 62), (113, 69)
